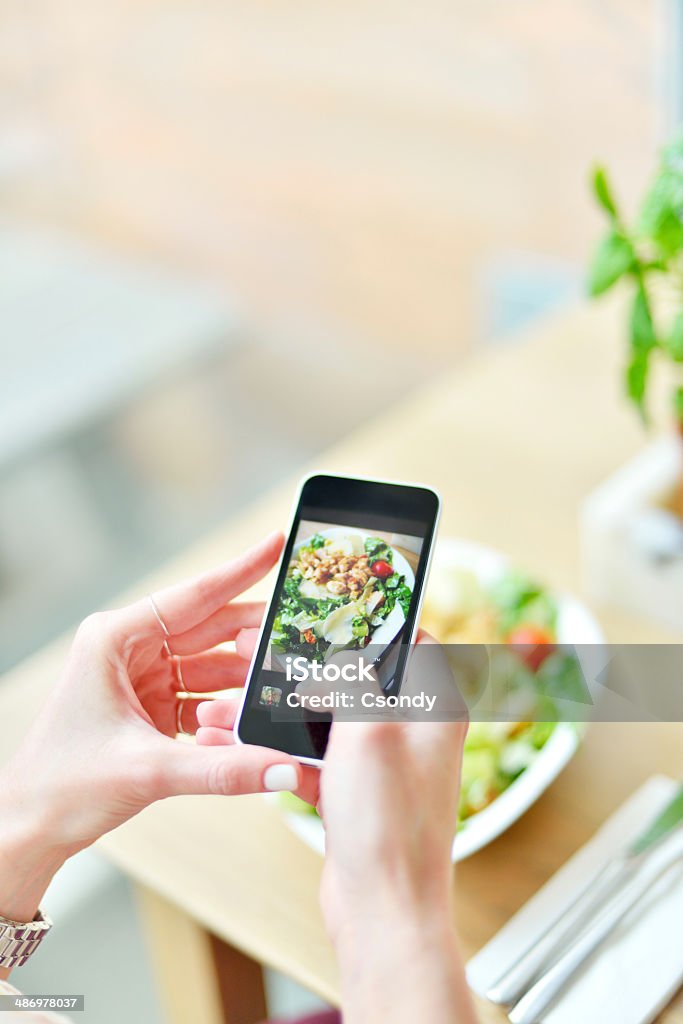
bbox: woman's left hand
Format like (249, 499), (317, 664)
(0, 532), (318, 944)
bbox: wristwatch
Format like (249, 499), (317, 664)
(0, 910), (52, 969)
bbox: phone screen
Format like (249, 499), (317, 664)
(236, 475), (440, 761)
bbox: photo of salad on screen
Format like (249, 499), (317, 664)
(269, 524), (421, 662)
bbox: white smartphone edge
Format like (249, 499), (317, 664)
(233, 471), (442, 768)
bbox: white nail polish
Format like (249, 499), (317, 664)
(263, 764), (298, 792)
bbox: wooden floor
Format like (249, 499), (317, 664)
(0, 0), (658, 382)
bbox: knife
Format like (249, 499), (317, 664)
(508, 825), (683, 1024)
(484, 782), (683, 1007)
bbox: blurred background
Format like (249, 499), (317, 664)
(0, 1), (675, 1020)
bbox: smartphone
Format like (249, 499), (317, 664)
(234, 473), (441, 764)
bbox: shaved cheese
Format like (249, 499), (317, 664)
(322, 602), (360, 644)
(324, 534), (365, 557)
(290, 611), (318, 631)
(299, 579), (335, 601)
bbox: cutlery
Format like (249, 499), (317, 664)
(507, 826), (683, 1023)
(485, 782), (683, 1006)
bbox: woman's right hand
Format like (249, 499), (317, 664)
(316, 634), (475, 1023)
(198, 632), (476, 1023)
(318, 685), (465, 947)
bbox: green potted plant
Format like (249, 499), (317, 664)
(588, 133), (683, 519)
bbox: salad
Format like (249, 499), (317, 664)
(281, 559), (584, 827)
(271, 531), (413, 661)
(422, 564), (584, 821)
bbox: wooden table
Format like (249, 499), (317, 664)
(1, 299), (682, 1023)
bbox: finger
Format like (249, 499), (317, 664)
(154, 532), (282, 632)
(117, 534), (283, 641)
(169, 603), (265, 656)
(404, 630), (456, 701)
(235, 627), (260, 661)
(197, 697), (240, 729)
(296, 765), (322, 807)
(178, 650), (249, 692)
(171, 696), (242, 737)
(196, 726), (236, 746)
(180, 730), (318, 803)
(154, 739), (303, 798)
(403, 633), (469, 760)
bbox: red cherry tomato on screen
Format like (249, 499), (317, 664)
(370, 560), (394, 580)
(506, 624), (555, 671)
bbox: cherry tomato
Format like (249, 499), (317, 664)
(302, 629), (316, 644)
(370, 560), (393, 580)
(506, 624), (555, 671)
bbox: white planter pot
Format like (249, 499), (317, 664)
(581, 435), (683, 634)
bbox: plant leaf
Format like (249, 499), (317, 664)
(639, 175), (683, 258)
(630, 284), (657, 352)
(592, 166), (619, 219)
(638, 131), (683, 257)
(625, 348), (650, 421)
(666, 311), (683, 362)
(625, 285), (656, 420)
(587, 231), (634, 296)
(654, 207), (683, 257)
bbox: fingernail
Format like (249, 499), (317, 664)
(263, 764), (298, 792)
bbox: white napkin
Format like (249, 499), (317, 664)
(467, 775), (683, 1024)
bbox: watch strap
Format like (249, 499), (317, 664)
(0, 909), (52, 969)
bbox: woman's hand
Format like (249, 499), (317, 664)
(0, 532), (317, 955)
(199, 633), (476, 1023)
(310, 635), (476, 1023)
(319, 688), (465, 943)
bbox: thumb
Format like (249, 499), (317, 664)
(151, 739), (303, 799)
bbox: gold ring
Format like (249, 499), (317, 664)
(148, 594), (174, 659)
(176, 696), (192, 736)
(149, 594), (190, 694)
(174, 657), (189, 694)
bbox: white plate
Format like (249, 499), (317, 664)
(279, 537), (605, 862)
